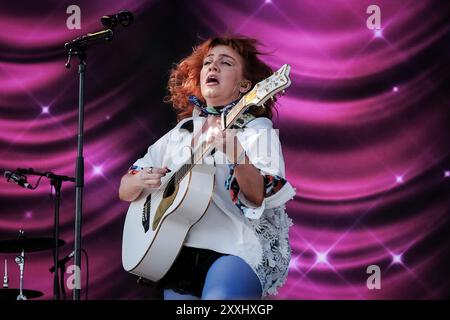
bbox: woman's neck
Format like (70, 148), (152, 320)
(206, 100), (228, 108)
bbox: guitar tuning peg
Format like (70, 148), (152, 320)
(270, 96), (275, 102)
(280, 90), (285, 96)
(261, 103), (266, 109)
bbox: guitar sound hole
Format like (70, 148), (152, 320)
(163, 178), (176, 198)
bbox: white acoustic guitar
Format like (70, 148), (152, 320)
(122, 64), (292, 281)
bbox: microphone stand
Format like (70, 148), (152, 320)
(64, 28), (113, 300)
(60, 261), (67, 300)
(50, 176), (62, 300)
(49, 251), (74, 300)
(71, 48), (85, 301)
(17, 168), (75, 300)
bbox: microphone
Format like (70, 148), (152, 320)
(101, 9), (134, 28)
(4, 171), (33, 189)
(16, 168), (34, 175)
(49, 251), (74, 273)
(64, 29), (113, 51)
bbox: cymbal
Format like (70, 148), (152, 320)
(0, 238), (65, 253)
(0, 288), (43, 300)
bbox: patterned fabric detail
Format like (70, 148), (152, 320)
(224, 166), (292, 297)
(225, 165), (287, 216)
(128, 165), (144, 175)
(250, 206), (293, 297)
(188, 95), (246, 117)
(189, 96), (255, 120)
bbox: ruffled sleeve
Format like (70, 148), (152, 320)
(224, 117), (296, 219)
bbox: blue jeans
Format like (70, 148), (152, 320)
(164, 255), (262, 300)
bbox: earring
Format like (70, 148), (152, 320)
(241, 81), (252, 90)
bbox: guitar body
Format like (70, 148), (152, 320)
(122, 163), (215, 281)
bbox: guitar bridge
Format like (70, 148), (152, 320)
(142, 194), (151, 233)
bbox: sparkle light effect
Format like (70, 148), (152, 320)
(391, 253), (403, 265)
(41, 106), (49, 114)
(373, 28), (383, 38)
(315, 252), (328, 265)
(0, 0), (448, 300)
(395, 175), (404, 184)
(92, 165), (104, 176)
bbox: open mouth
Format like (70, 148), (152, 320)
(206, 75), (220, 85)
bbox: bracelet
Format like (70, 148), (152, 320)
(128, 165), (144, 175)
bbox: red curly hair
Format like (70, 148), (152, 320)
(164, 35), (276, 122)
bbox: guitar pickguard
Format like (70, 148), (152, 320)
(152, 178), (179, 231)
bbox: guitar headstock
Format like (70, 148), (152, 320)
(243, 64), (291, 107)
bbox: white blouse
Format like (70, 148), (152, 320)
(132, 110), (296, 298)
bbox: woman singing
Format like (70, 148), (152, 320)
(119, 35), (296, 300)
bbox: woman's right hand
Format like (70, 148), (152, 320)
(134, 167), (170, 189)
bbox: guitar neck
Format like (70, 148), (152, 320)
(224, 99), (249, 129)
(170, 63), (292, 186)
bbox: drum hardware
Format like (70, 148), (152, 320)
(0, 230), (66, 300)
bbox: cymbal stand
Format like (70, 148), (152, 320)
(15, 249), (26, 300)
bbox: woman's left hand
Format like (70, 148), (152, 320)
(205, 117), (243, 163)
